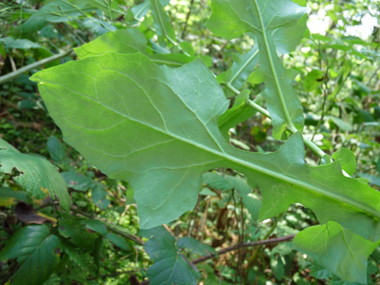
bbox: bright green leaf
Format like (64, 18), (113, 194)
(0, 138), (70, 211)
(304, 69), (324, 92)
(293, 221), (380, 284)
(332, 148), (356, 176)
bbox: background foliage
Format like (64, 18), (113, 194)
(0, 0), (379, 284)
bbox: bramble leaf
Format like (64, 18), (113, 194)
(30, 53), (380, 244)
(0, 138), (70, 211)
(0, 225), (61, 285)
(206, 0), (306, 138)
(293, 221), (380, 284)
(140, 227), (199, 285)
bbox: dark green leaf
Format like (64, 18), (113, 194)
(0, 225), (61, 285)
(105, 232), (131, 251)
(177, 236), (216, 256)
(47, 136), (66, 164)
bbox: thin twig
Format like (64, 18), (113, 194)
(191, 234), (295, 264)
(181, 0), (194, 39)
(0, 49), (74, 85)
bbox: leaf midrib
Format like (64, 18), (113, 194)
(228, 48), (259, 86)
(39, 79), (380, 221)
(153, 0), (171, 40)
(251, 0), (296, 130)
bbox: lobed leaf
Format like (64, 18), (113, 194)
(206, 0), (306, 138)
(30, 53), (380, 243)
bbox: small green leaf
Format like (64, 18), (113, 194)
(356, 173), (380, 187)
(82, 219), (107, 236)
(332, 148), (356, 176)
(0, 187), (32, 206)
(150, 0), (176, 46)
(304, 69), (324, 92)
(47, 136), (66, 164)
(131, 0), (170, 19)
(0, 37), (42, 49)
(177, 236), (216, 256)
(218, 91), (259, 142)
(0, 138), (70, 211)
(0, 225), (61, 285)
(105, 232), (131, 251)
(61, 171), (93, 191)
(293, 221), (379, 284)
(58, 219), (96, 250)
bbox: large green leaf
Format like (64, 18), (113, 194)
(140, 227), (199, 285)
(206, 0), (306, 138)
(293, 221), (380, 284)
(30, 53), (380, 244)
(0, 138), (70, 211)
(0, 225), (61, 285)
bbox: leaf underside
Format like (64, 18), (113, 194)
(30, 52), (380, 244)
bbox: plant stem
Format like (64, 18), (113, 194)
(191, 234), (295, 264)
(0, 49), (74, 85)
(224, 83), (326, 159)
